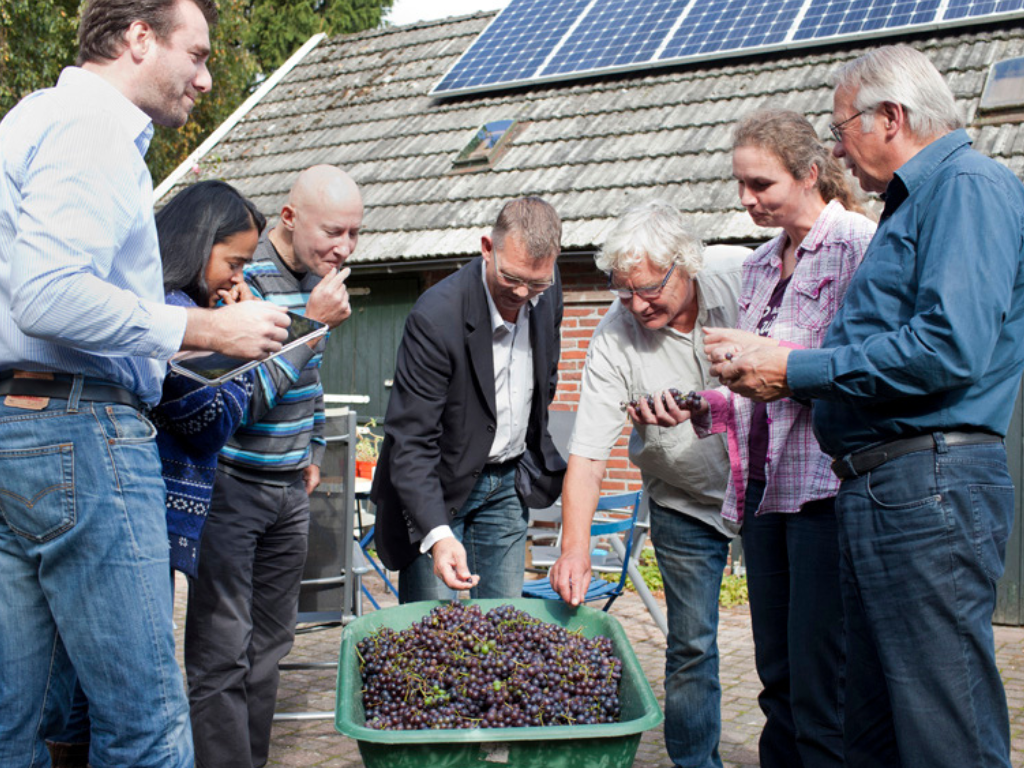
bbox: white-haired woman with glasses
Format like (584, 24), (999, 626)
(549, 199), (749, 768)
(638, 109), (876, 768)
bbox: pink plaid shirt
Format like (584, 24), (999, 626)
(693, 201), (876, 522)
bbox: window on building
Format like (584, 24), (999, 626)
(451, 119), (525, 171)
(978, 57), (1024, 119)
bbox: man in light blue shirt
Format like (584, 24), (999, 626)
(708, 46), (1024, 768)
(0, 1), (290, 766)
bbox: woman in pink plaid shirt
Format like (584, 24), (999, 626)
(634, 109), (876, 768)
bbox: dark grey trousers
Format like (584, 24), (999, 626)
(185, 469), (309, 768)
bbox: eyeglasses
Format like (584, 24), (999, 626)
(493, 249), (555, 293)
(608, 262), (676, 300)
(829, 110), (865, 142)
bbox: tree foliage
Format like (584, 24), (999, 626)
(246, 0), (393, 73)
(148, 0), (260, 183)
(0, 0), (80, 116)
(0, 0), (393, 184)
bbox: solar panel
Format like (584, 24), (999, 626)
(543, 0), (687, 75)
(431, 0), (1024, 97)
(661, 0), (804, 59)
(794, 0), (941, 40)
(432, 0), (592, 94)
(947, 0), (1024, 19)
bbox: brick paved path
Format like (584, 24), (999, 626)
(172, 572), (1024, 767)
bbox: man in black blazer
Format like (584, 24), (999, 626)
(372, 197), (567, 602)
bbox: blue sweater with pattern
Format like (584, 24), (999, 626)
(152, 291), (255, 576)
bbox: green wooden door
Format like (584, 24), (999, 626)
(318, 276), (420, 422)
(996, 382), (1024, 625)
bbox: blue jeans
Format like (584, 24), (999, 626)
(836, 437), (1013, 768)
(399, 462), (528, 602)
(48, 681), (90, 745)
(743, 481), (844, 768)
(0, 394), (192, 768)
(650, 498), (730, 768)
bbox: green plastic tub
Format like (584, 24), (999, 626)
(335, 598), (663, 768)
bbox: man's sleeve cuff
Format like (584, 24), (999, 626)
(149, 303), (189, 359)
(693, 389), (728, 436)
(785, 348), (833, 399)
(420, 525), (454, 554)
(310, 441), (326, 467)
(565, 440), (612, 462)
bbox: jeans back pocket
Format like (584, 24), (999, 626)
(0, 443), (76, 542)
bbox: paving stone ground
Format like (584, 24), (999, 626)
(172, 572), (1024, 767)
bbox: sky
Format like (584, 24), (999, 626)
(386, 0), (511, 27)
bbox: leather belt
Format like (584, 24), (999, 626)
(831, 431), (1003, 480)
(484, 456), (522, 472)
(0, 371), (142, 410)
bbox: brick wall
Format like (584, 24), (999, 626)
(552, 259), (643, 494)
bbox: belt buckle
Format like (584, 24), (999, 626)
(831, 455), (857, 480)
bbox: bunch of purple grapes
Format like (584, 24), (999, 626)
(626, 388), (703, 412)
(356, 602), (623, 730)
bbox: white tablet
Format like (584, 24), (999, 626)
(168, 310), (328, 387)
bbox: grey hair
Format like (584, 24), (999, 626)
(832, 44), (962, 139)
(595, 200), (703, 276)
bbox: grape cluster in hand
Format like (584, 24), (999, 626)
(626, 388), (702, 412)
(356, 602), (623, 730)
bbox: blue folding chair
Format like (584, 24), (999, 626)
(522, 489), (643, 611)
(358, 525), (397, 606)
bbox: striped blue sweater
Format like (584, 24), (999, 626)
(218, 233), (326, 479)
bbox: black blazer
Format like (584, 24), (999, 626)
(371, 257), (567, 571)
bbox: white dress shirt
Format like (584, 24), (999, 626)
(419, 261), (539, 554)
(484, 262), (535, 463)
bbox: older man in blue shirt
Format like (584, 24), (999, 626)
(707, 45), (1024, 768)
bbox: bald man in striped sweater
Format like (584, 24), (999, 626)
(184, 165), (363, 768)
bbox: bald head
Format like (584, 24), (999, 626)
(271, 165), (364, 276)
(289, 165), (360, 210)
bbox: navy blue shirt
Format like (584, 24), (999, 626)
(787, 130), (1024, 457)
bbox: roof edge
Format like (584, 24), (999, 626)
(154, 32), (328, 204)
(366, 10), (498, 37)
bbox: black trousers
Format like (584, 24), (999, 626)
(185, 469), (310, 768)
(742, 480), (845, 768)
